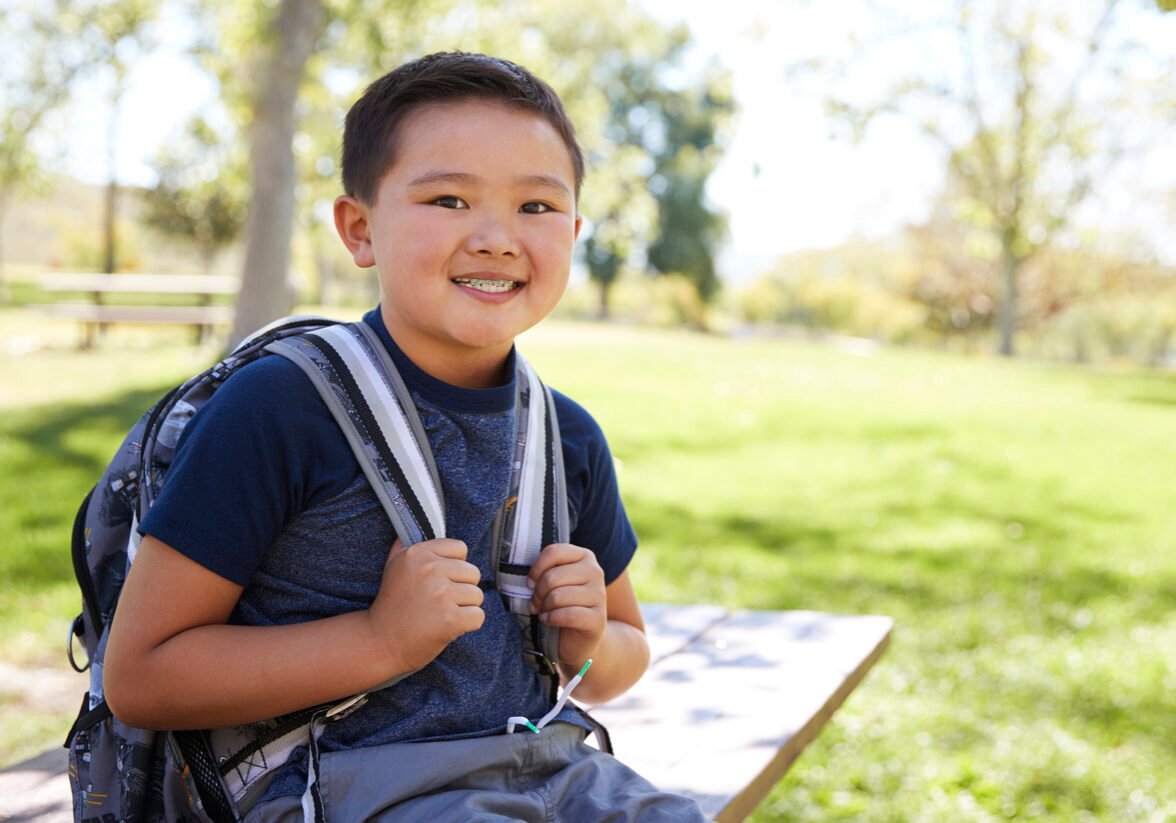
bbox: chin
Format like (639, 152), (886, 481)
(450, 326), (519, 352)
(455, 316), (540, 349)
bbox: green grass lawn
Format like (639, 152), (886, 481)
(2, 308), (1174, 820)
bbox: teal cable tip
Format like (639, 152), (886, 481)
(578, 659), (593, 678)
(524, 720), (541, 734)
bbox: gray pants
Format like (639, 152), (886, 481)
(244, 723), (710, 822)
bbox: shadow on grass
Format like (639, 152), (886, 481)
(0, 382), (176, 587)
(1084, 366), (1176, 408)
(5, 384), (169, 473)
(630, 499), (1176, 628)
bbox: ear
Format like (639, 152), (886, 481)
(573, 214), (583, 241)
(334, 195), (376, 268)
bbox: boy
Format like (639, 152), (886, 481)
(104, 52), (709, 821)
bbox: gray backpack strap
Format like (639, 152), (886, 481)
(266, 322), (453, 822)
(207, 323), (449, 815)
(270, 326), (566, 672)
(494, 354), (568, 681)
(265, 322), (445, 547)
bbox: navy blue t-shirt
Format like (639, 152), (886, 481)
(139, 308), (637, 794)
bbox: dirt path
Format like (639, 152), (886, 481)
(0, 661), (85, 714)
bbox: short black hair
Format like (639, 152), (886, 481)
(342, 52), (585, 205)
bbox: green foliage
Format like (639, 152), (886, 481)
(140, 116), (248, 271)
(599, 44), (734, 306)
(0, 0), (103, 289)
(579, 142), (658, 319)
(61, 217), (144, 272)
(738, 228), (1176, 366)
(557, 269), (712, 330)
(0, 2), (93, 193)
(736, 241), (930, 343)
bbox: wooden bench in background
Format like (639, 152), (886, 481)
(33, 273), (238, 348)
(0, 604), (892, 822)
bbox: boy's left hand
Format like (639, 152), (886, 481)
(528, 543), (606, 672)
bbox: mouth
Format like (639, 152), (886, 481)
(451, 277), (523, 294)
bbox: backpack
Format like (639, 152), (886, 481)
(65, 317), (577, 823)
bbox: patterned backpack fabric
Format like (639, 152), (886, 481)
(65, 317), (569, 823)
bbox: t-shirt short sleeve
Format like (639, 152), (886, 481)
(140, 344), (637, 589)
(138, 355), (355, 586)
(552, 389), (638, 584)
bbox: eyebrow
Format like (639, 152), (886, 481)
(407, 170), (572, 198)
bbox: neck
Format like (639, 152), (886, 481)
(422, 350), (511, 389)
(381, 311), (511, 389)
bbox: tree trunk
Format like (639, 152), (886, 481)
(998, 248), (1021, 358)
(597, 278), (612, 321)
(314, 241), (333, 306)
(0, 194), (9, 305)
(229, 0), (326, 347)
(102, 72), (129, 276)
(102, 177), (118, 274)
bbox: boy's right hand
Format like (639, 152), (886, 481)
(367, 538), (485, 675)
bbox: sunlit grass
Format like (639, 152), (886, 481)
(2, 309), (1175, 820)
(524, 322), (1176, 822)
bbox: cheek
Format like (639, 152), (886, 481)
(529, 227), (577, 271)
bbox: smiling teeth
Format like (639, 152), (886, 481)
(453, 278), (520, 293)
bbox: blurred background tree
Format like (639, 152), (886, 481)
(792, 0), (1176, 357)
(192, 0), (328, 345)
(6, 0), (1176, 367)
(0, 1), (108, 301)
(140, 115), (248, 273)
(86, 0), (161, 275)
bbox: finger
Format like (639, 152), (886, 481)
(455, 603), (486, 634)
(526, 543), (586, 586)
(442, 558), (482, 586)
(451, 581), (485, 608)
(534, 558), (601, 593)
(536, 582), (602, 616)
(530, 560), (603, 612)
(424, 538), (468, 561)
(385, 538), (407, 569)
(538, 604), (604, 631)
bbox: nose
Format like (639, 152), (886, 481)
(465, 211), (520, 257)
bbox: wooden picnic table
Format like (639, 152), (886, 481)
(0, 604), (891, 822)
(589, 605), (892, 820)
(34, 273), (238, 347)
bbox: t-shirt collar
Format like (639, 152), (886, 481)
(362, 306), (516, 413)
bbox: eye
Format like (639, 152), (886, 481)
(520, 201), (553, 214)
(431, 195), (468, 209)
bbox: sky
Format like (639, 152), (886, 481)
(50, 0), (1176, 283)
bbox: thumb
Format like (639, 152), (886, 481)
(386, 537), (408, 565)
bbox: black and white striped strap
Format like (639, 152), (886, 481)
(267, 322), (445, 547)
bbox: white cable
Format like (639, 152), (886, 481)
(505, 659), (593, 734)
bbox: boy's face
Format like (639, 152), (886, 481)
(334, 98), (582, 387)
